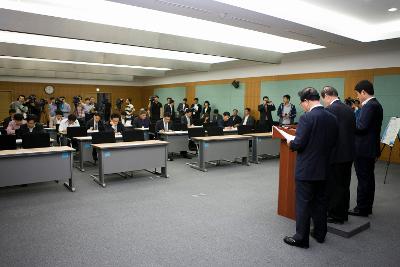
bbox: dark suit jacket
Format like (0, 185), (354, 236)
(290, 106), (338, 181)
(242, 115), (255, 127)
(132, 117), (151, 128)
(258, 103), (276, 123)
(355, 98), (383, 158)
(224, 118), (234, 127)
(155, 119), (173, 132)
(18, 123), (44, 135)
(191, 104), (202, 119)
(325, 99), (356, 163)
(181, 115), (193, 126)
(202, 107), (211, 116)
(164, 104), (176, 118)
(85, 118), (105, 131)
(104, 122), (125, 133)
(230, 115), (242, 126)
(211, 114), (224, 128)
(177, 103), (189, 117)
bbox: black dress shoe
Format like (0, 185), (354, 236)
(327, 217), (344, 225)
(348, 208), (369, 217)
(283, 236), (309, 248)
(310, 230), (325, 243)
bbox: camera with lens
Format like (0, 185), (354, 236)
(149, 96), (156, 102)
(26, 94), (37, 104)
(72, 96), (82, 106)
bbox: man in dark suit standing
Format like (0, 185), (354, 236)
(284, 87), (338, 248)
(258, 96), (276, 132)
(85, 113), (105, 131)
(321, 86), (356, 224)
(177, 98), (189, 118)
(18, 114), (44, 135)
(164, 99), (176, 119)
(181, 109), (194, 128)
(191, 98), (202, 125)
(348, 80), (383, 217)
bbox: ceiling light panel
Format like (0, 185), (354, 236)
(0, 0), (324, 53)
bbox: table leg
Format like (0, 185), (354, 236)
(79, 141), (85, 172)
(64, 152), (76, 192)
(93, 149), (106, 187)
(252, 137), (259, 164)
(161, 146), (168, 178)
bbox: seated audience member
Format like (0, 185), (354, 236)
(211, 109), (224, 128)
(6, 113), (25, 135)
(105, 113), (125, 133)
(132, 110), (151, 128)
(181, 109), (194, 128)
(59, 114), (80, 133)
(223, 112), (234, 128)
(242, 108), (255, 127)
(49, 110), (64, 128)
(200, 112), (211, 126)
(3, 108), (16, 128)
(230, 109), (242, 127)
(86, 113), (105, 131)
(155, 112), (173, 132)
(19, 114), (44, 135)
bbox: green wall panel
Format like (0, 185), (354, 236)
(195, 83), (245, 116)
(373, 75), (400, 135)
(261, 78), (345, 122)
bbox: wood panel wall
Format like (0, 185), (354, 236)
(0, 82), (147, 115)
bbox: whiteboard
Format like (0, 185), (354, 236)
(381, 117), (400, 146)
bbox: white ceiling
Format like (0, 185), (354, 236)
(0, 0), (399, 83)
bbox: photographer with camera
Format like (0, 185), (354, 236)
(124, 98), (135, 122)
(147, 95), (163, 123)
(58, 96), (71, 117)
(258, 96), (276, 132)
(277, 94), (297, 126)
(10, 95), (28, 117)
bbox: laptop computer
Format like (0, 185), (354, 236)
(0, 135), (17, 150)
(67, 126), (87, 138)
(91, 131), (116, 144)
(21, 133), (50, 149)
(123, 129), (145, 142)
(206, 126), (224, 136)
(237, 125), (253, 135)
(188, 127), (206, 138)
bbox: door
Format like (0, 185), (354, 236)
(97, 93), (112, 121)
(0, 91), (12, 121)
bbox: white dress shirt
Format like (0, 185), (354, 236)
(361, 97), (375, 106)
(59, 118), (80, 132)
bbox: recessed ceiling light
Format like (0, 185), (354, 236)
(388, 8), (398, 12)
(214, 0), (400, 42)
(0, 0), (323, 53)
(0, 31), (234, 64)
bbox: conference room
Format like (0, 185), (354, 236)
(0, 0), (400, 266)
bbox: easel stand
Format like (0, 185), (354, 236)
(381, 133), (400, 184)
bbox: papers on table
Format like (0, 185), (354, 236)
(273, 126), (295, 142)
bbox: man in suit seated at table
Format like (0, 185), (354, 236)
(230, 109), (242, 127)
(223, 112), (234, 128)
(241, 108), (255, 127)
(86, 113), (105, 131)
(105, 113), (125, 134)
(283, 87), (338, 249)
(49, 110), (64, 128)
(132, 110), (151, 128)
(211, 109), (224, 128)
(155, 113), (174, 160)
(181, 109), (194, 128)
(19, 114), (44, 135)
(155, 112), (173, 133)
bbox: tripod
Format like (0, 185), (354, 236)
(380, 133), (400, 184)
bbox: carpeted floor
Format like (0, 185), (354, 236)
(0, 157), (399, 267)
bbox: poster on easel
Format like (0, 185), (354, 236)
(381, 117), (400, 147)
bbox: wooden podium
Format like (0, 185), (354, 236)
(272, 126), (297, 220)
